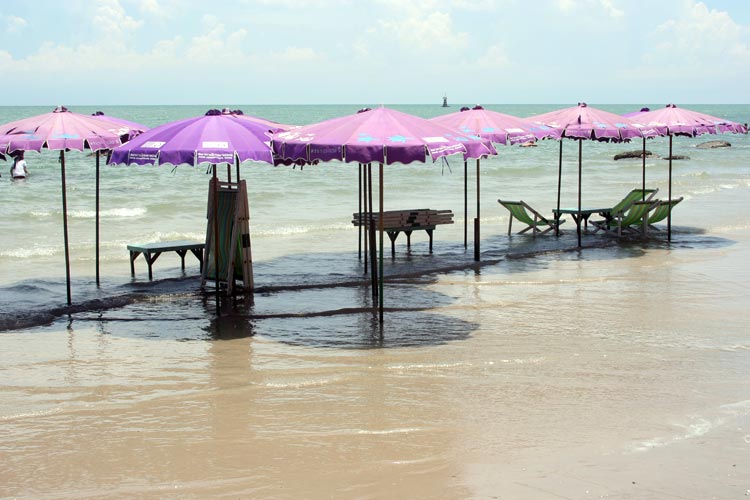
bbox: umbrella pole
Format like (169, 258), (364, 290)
(358, 163), (362, 259)
(556, 140), (563, 237)
(641, 137), (646, 200)
(368, 163), (377, 298)
(378, 161), (384, 321)
(213, 166), (220, 315)
(474, 158), (480, 261)
(362, 163), (371, 274)
(96, 150), (100, 287)
(667, 135), (673, 241)
(463, 160), (468, 248)
(577, 139), (582, 248)
(60, 151), (72, 306)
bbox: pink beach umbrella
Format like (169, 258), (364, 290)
(0, 106), (137, 305)
(629, 104), (748, 240)
(527, 103), (652, 246)
(431, 105), (562, 258)
(109, 108), (290, 313)
(271, 106), (497, 319)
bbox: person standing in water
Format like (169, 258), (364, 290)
(10, 152), (28, 180)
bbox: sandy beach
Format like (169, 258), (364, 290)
(1, 103), (749, 499)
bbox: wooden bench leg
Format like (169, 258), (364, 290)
(145, 252), (162, 281)
(176, 250), (188, 271)
(129, 251), (140, 277)
(190, 248), (204, 272)
(387, 231), (399, 258)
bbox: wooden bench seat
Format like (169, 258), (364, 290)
(127, 240), (205, 280)
(352, 209), (454, 255)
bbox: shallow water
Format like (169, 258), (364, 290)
(1, 104), (750, 498)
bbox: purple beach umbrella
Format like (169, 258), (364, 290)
(431, 105), (562, 257)
(628, 104), (748, 240)
(0, 106), (136, 305)
(527, 103), (652, 246)
(271, 106), (497, 319)
(109, 108), (290, 312)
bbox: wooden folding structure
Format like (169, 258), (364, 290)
(201, 178), (253, 294)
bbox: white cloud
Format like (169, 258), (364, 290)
(5, 15), (27, 33)
(138, 0), (167, 17)
(556, 0), (624, 18)
(643, 1), (750, 72)
(379, 10), (469, 52)
(93, 0), (143, 37)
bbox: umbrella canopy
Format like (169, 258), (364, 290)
(633, 103), (747, 137)
(430, 105), (562, 145)
(271, 106), (497, 320)
(430, 105), (561, 258)
(527, 103), (650, 246)
(528, 102), (649, 142)
(629, 104), (747, 240)
(0, 105), (124, 152)
(0, 106), (129, 306)
(109, 108), (290, 314)
(110, 108), (288, 167)
(271, 106), (496, 165)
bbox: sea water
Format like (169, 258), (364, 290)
(1, 104), (750, 498)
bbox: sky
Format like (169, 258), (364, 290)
(1, 0), (749, 105)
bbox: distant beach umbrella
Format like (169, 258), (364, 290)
(271, 106), (497, 319)
(91, 111), (149, 141)
(0, 106), (138, 305)
(430, 106), (561, 257)
(527, 103), (653, 246)
(628, 104), (747, 240)
(109, 108), (290, 313)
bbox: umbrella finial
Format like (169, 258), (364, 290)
(578, 102), (587, 108)
(54, 105), (69, 113)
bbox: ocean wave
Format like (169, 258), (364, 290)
(68, 207), (147, 219)
(29, 207), (147, 219)
(253, 222), (354, 237)
(629, 416), (719, 453)
(1, 406), (65, 421)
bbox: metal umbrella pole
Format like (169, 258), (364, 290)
(59, 151), (72, 306)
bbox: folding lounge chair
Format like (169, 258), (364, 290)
(644, 197), (683, 231)
(498, 199), (564, 235)
(594, 199), (660, 237)
(609, 188), (659, 216)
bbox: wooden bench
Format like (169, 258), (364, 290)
(352, 209), (454, 256)
(127, 240), (205, 280)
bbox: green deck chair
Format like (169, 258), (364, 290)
(645, 197), (684, 231)
(610, 188), (659, 216)
(602, 199), (660, 237)
(498, 200), (564, 235)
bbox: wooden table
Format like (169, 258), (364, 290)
(127, 240), (205, 280)
(553, 207), (612, 232)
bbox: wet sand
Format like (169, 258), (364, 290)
(2, 221), (749, 499)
